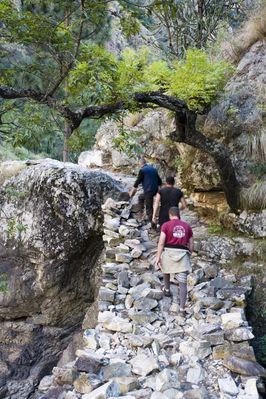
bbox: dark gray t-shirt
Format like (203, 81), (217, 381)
(158, 187), (183, 226)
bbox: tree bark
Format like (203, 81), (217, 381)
(63, 121), (73, 162)
(196, 0), (204, 48)
(170, 110), (241, 212)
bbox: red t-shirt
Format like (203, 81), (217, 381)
(161, 218), (193, 248)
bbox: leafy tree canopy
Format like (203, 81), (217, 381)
(0, 0), (236, 165)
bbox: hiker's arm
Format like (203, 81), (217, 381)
(155, 231), (166, 268)
(129, 187), (137, 197)
(188, 237), (194, 253)
(129, 170), (143, 197)
(180, 196), (187, 210)
(157, 173), (162, 187)
(152, 193), (161, 223)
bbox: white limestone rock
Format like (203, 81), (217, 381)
(38, 375), (53, 392)
(99, 333), (111, 350)
(126, 334), (153, 348)
(113, 376), (139, 394)
(78, 149), (106, 167)
(115, 253), (133, 263)
(100, 361), (131, 380)
(225, 327), (254, 342)
(82, 380), (120, 399)
(98, 288), (116, 303)
(131, 247), (143, 258)
(84, 330), (99, 350)
(179, 340), (211, 360)
(186, 364), (206, 385)
(98, 311), (132, 333)
(218, 376), (239, 396)
(130, 354), (159, 376)
(151, 393), (168, 399)
(155, 368), (180, 391)
(237, 378), (259, 399)
(221, 312), (245, 330)
(104, 218), (121, 232)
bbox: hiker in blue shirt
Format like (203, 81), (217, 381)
(129, 158), (162, 223)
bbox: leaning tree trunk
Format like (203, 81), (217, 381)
(172, 110), (241, 212)
(63, 121), (73, 162)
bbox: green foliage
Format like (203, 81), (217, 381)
(69, 47), (233, 112)
(112, 128), (143, 158)
(67, 44), (117, 104)
(255, 335), (266, 367)
(0, 142), (46, 161)
(1, 100), (64, 159)
(226, 105), (239, 117)
(135, 0), (249, 58)
(4, 186), (28, 200)
(113, 47), (149, 105)
(1, 186), (28, 239)
(166, 50), (234, 110)
(67, 118), (100, 161)
(142, 60), (171, 91)
(249, 163), (266, 179)
(0, 273), (8, 293)
(0, 0), (236, 160)
(174, 155), (183, 170)
(120, 12), (141, 39)
(7, 217), (17, 239)
(207, 222), (224, 234)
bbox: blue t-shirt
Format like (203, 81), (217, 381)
(134, 164), (162, 193)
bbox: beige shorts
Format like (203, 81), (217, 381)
(161, 248), (191, 274)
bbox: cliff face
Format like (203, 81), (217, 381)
(0, 160), (127, 398)
(204, 40), (266, 188)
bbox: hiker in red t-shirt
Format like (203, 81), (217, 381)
(155, 206), (194, 316)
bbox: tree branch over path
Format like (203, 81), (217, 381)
(0, 84), (240, 211)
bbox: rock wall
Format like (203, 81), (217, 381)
(33, 198), (265, 399)
(78, 110), (179, 178)
(205, 40), (266, 189)
(0, 160), (128, 399)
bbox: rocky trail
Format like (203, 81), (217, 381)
(34, 195), (266, 399)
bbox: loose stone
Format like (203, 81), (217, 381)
(186, 364), (206, 385)
(52, 366), (77, 385)
(128, 309), (159, 324)
(224, 327), (254, 342)
(221, 312), (245, 330)
(218, 376), (239, 396)
(115, 253), (133, 263)
(113, 376), (139, 394)
(74, 373), (102, 394)
(82, 380), (121, 399)
(98, 288), (116, 303)
(155, 368), (180, 391)
(75, 355), (104, 374)
(223, 356), (266, 377)
(130, 354), (159, 376)
(100, 361), (131, 380)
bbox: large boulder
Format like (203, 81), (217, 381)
(0, 160), (127, 397)
(0, 160), (126, 324)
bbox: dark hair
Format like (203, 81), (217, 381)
(169, 206), (180, 217)
(140, 158), (146, 165)
(166, 176), (175, 185)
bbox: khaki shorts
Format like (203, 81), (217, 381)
(161, 248), (191, 274)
